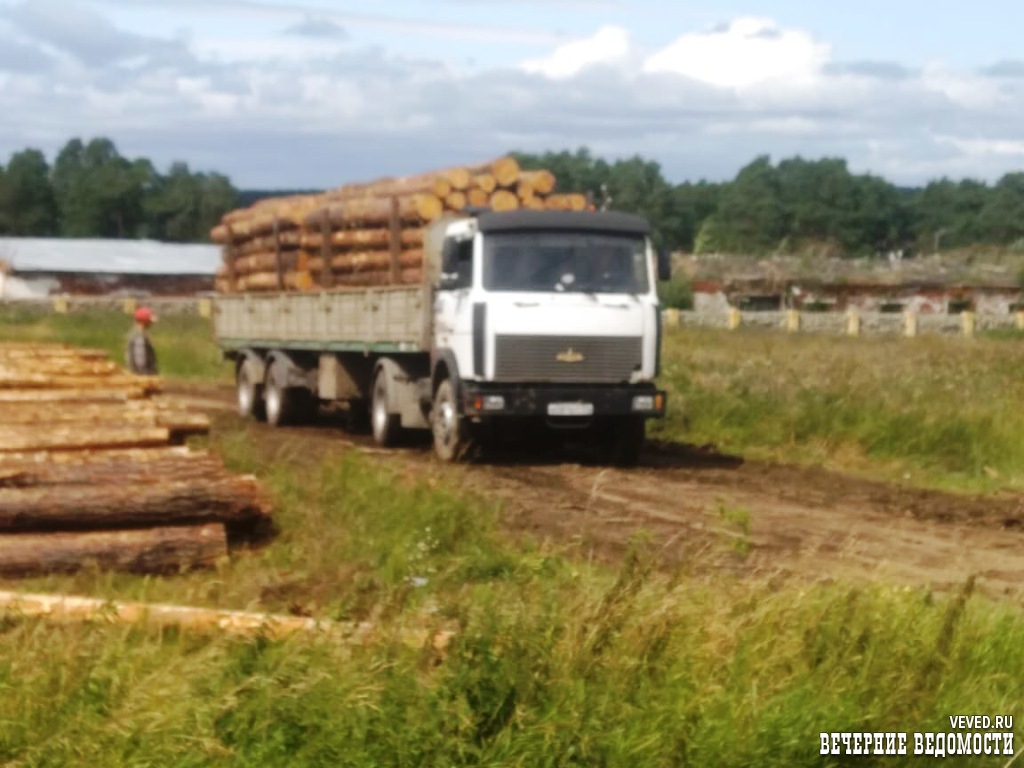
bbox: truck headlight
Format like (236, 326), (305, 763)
(632, 395), (655, 411)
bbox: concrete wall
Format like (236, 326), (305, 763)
(663, 308), (1021, 337)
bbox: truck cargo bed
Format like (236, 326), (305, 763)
(213, 287), (430, 353)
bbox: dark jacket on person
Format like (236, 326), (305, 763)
(126, 328), (158, 375)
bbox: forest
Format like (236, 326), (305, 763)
(1, 138), (1022, 258)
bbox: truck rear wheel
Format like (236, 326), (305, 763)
(432, 378), (468, 462)
(237, 359), (265, 421)
(264, 361), (295, 428)
(371, 368), (401, 446)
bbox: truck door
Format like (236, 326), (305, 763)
(434, 234), (476, 378)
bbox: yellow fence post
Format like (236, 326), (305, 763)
(198, 298), (213, 319)
(846, 308), (860, 337)
(52, 296), (68, 314)
(663, 308), (680, 329)
(122, 297), (137, 315)
(727, 307), (741, 331)
(904, 310), (917, 338)
(962, 311), (976, 338)
(1016, 310), (1024, 331)
(786, 309), (800, 333)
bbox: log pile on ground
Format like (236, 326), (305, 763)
(212, 157), (587, 293)
(0, 344), (273, 577)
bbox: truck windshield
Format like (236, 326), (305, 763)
(483, 231), (649, 294)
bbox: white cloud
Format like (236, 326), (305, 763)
(521, 25), (629, 79)
(1, 6), (1023, 188)
(642, 17), (830, 90)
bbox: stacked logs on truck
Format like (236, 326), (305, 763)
(211, 157), (589, 293)
(0, 344), (273, 577)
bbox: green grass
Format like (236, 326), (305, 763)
(2, 312), (1024, 764)
(652, 327), (1024, 492)
(0, 307), (231, 382)
(1, 439), (1022, 767)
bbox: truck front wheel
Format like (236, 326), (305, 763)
(432, 378), (468, 462)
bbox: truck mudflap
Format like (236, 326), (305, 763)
(460, 383), (666, 419)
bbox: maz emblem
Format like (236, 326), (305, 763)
(556, 347), (585, 363)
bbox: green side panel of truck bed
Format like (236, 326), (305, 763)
(212, 287), (430, 353)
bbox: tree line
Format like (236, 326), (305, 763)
(2, 138), (1022, 257)
(0, 137), (237, 242)
(513, 149), (1024, 257)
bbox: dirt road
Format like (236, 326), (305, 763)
(166, 383), (1024, 601)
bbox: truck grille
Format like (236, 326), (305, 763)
(494, 335), (642, 383)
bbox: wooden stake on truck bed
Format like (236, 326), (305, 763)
(273, 215), (284, 291)
(389, 196), (401, 284)
(225, 224), (237, 293)
(320, 208), (333, 289)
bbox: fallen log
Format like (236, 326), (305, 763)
(490, 190), (521, 212)
(311, 195), (445, 228)
(0, 446), (195, 467)
(0, 425), (171, 454)
(516, 169), (557, 196)
(0, 373), (161, 392)
(472, 174), (497, 194)
(0, 590), (455, 649)
(307, 248), (424, 275)
(0, 524), (228, 576)
(0, 388), (146, 404)
(468, 188), (490, 207)
(300, 227), (424, 251)
(0, 450), (227, 488)
(0, 405), (208, 435)
(445, 191), (468, 212)
(0, 475), (271, 532)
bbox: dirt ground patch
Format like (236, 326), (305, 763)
(168, 382), (1024, 602)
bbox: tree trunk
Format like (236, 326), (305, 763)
(306, 249), (424, 275)
(0, 425), (172, 453)
(0, 475), (271, 532)
(0, 524), (228, 576)
(301, 227), (424, 251)
(0, 404), (208, 436)
(0, 450), (226, 488)
(490, 190), (520, 212)
(305, 195), (443, 228)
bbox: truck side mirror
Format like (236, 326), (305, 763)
(657, 249), (672, 282)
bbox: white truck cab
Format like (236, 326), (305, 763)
(427, 209), (667, 463)
(215, 208), (669, 465)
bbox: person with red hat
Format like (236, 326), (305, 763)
(126, 306), (158, 375)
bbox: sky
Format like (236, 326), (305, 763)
(1, 0), (1023, 189)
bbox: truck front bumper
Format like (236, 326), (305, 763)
(460, 383), (666, 420)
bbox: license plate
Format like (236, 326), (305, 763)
(547, 402), (594, 417)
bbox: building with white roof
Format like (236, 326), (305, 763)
(0, 238), (220, 298)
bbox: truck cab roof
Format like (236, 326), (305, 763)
(474, 210), (651, 236)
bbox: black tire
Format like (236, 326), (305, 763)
(264, 361), (294, 428)
(371, 368), (401, 446)
(600, 416), (645, 467)
(237, 359), (265, 421)
(432, 378), (468, 462)
(347, 400), (371, 434)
